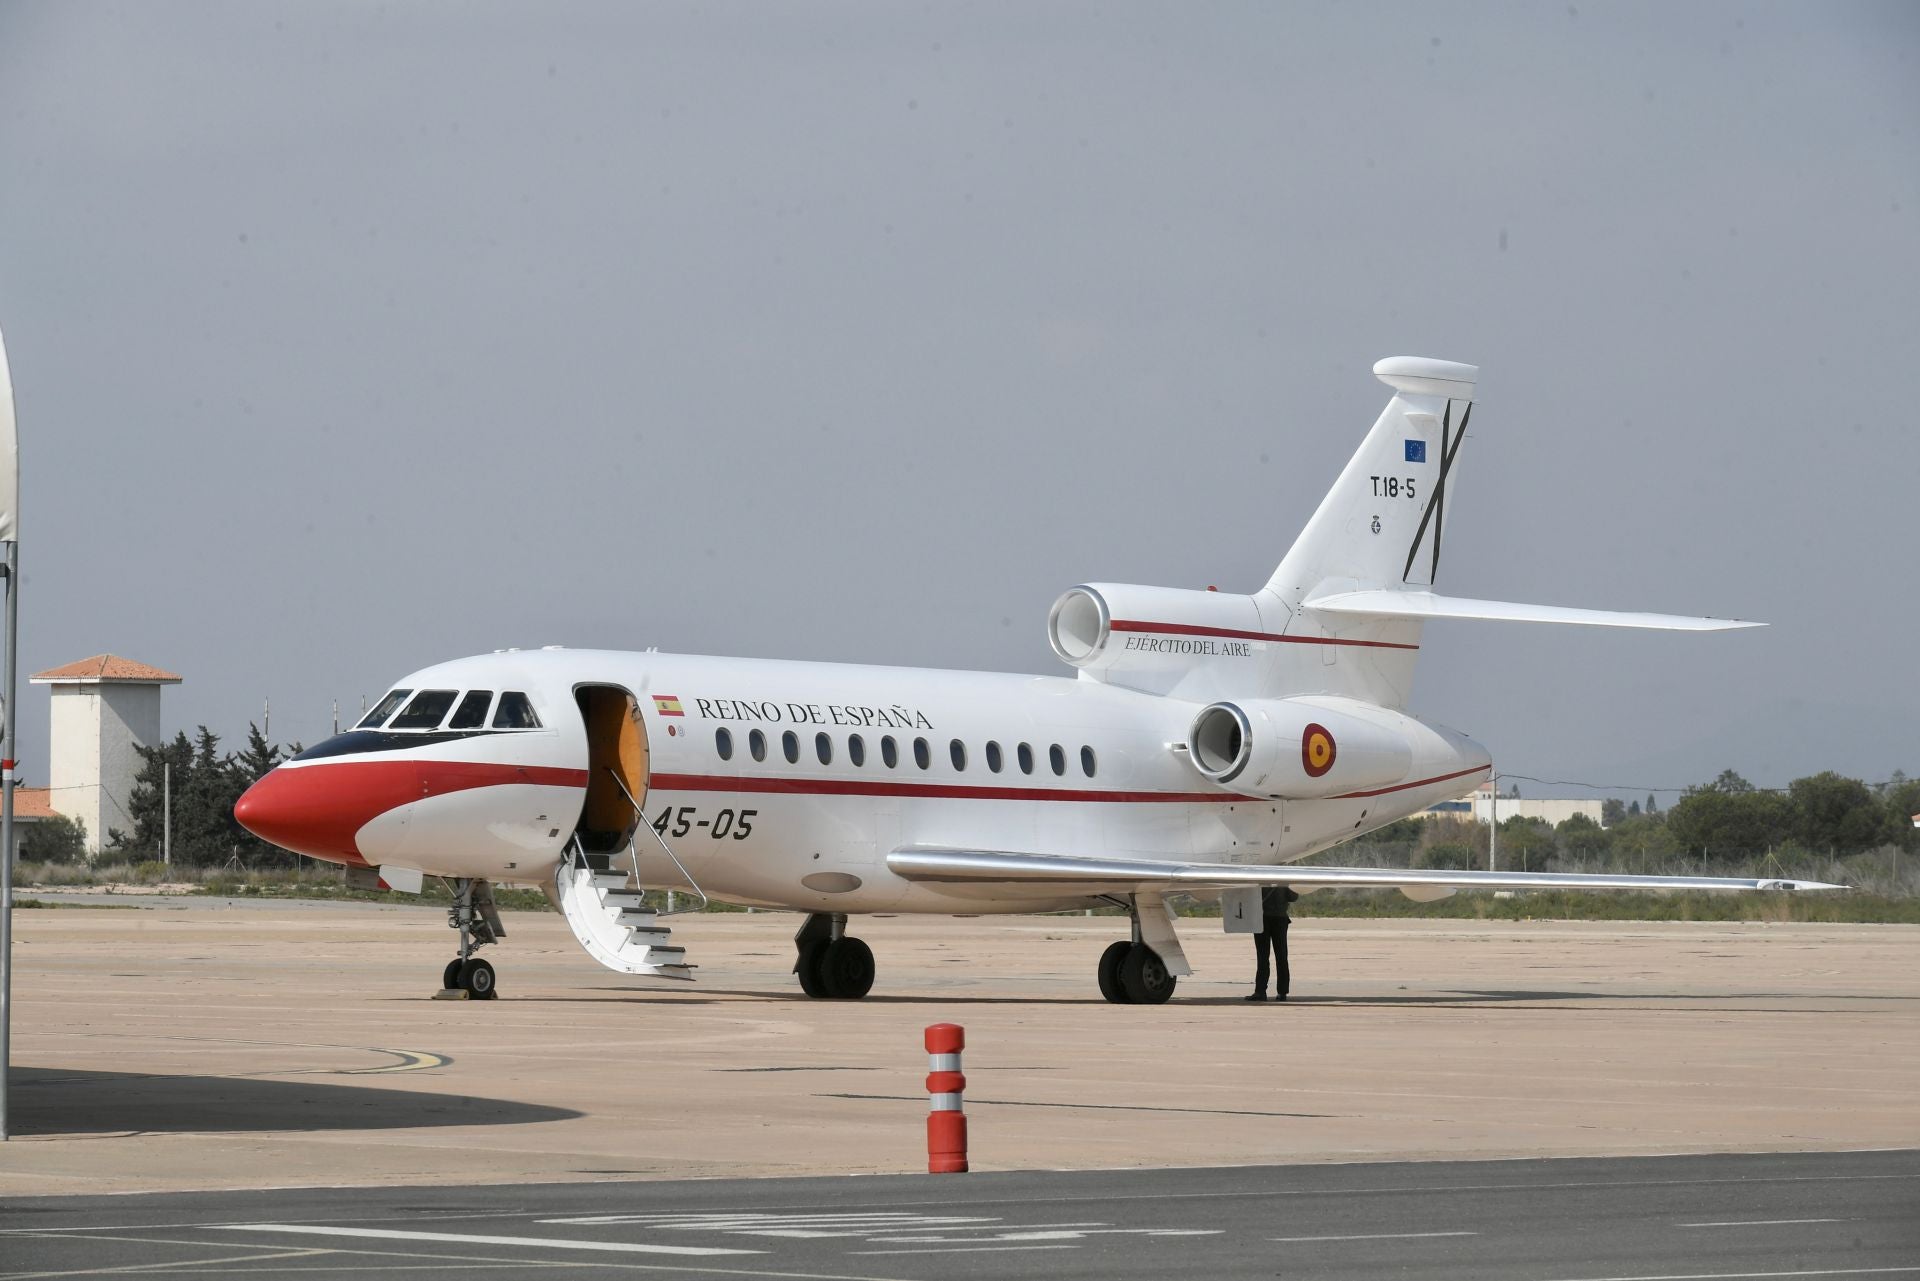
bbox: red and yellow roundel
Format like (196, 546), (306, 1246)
(1301, 723), (1337, 778)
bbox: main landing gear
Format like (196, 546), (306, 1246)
(1097, 902), (1177, 1004)
(793, 912), (875, 999)
(441, 878), (505, 1000)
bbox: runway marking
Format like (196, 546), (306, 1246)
(818, 1092), (1336, 1119)
(214, 1225), (763, 1256)
(0, 1246), (333, 1279)
(338, 1048), (450, 1074)
(1544, 1268), (1920, 1281)
(849, 1245), (1080, 1256)
(1267, 1230), (1479, 1242)
(1676, 1218), (1848, 1228)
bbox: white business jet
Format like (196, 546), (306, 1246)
(235, 357), (1837, 1003)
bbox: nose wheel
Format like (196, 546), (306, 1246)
(439, 878), (504, 1000)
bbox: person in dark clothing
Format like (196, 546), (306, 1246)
(1247, 885), (1300, 1001)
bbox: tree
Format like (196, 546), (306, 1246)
(1787, 771), (1896, 855)
(111, 731), (194, 855)
(1666, 775), (1791, 858)
(1628, 799), (1642, 817)
(1496, 815), (1554, 871)
(21, 813), (87, 864)
(1601, 797), (1627, 827)
(1556, 812), (1613, 862)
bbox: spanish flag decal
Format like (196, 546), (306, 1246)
(1301, 723), (1336, 778)
(652, 694), (685, 717)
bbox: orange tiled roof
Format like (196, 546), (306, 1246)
(30, 654), (182, 684)
(11, 787), (57, 820)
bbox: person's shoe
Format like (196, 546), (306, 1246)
(1244, 992), (1268, 1001)
(1274, 993), (1289, 1002)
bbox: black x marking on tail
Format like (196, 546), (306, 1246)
(1402, 399), (1472, 583)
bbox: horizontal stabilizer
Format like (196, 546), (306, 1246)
(888, 848), (1842, 894)
(1304, 590), (1763, 632)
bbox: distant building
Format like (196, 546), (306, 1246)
(30, 654), (182, 856)
(1421, 780), (1607, 829)
(5, 785), (57, 863)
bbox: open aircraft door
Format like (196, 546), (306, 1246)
(553, 686), (694, 979)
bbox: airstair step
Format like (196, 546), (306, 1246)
(590, 870), (632, 889)
(626, 928), (675, 948)
(642, 945), (686, 961)
(616, 909), (660, 928)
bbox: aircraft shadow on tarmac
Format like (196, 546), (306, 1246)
(9, 1067), (581, 1137)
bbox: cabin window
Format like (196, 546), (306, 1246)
(391, 689), (458, 730)
(782, 730), (800, 764)
(1017, 742), (1034, 775)
(493, 691), (541, 729)
(448, 690), (493, 730)
(913, 737), (931, 770)
(848, 734), (866, 767)
(950, 739), (967, 771)
(985, 741), (1003, 773)
(749, 729), (767, 762)
(1081, 745), (1097, 778)
(1049, 743), (1067, 776)
(358, 689), (411, 729)
(816, 732), (833, 765)
(716, 728), (734, 761)
(881, 735), (899, 768)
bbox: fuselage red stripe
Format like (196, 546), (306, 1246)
(649, 772), (1236, 804)
(1108, 619), (1420, 651)
(1329, 763), (1491, 800)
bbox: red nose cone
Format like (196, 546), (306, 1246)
(235, 765), (391, 864)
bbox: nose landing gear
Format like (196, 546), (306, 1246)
(793, 912), (875, 999)
(438, 878), (505, 1000)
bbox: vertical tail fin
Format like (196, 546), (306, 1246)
(1265, 357), (1477, 606)
(1256, 357), (1477, 709)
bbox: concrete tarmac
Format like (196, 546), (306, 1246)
(4, 1150), (1916, 1280)
(2, 901), (1916, 1197)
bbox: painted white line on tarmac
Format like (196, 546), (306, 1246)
(1543, 1266), (1920, 1281)
(1676, 1219), (1848, 1228)
(1268, 1230), (1479, 1242)
(214, 1224), (763, 1257)
(850, 1244), (1081, 1256)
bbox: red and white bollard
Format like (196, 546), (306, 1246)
(924, 1023), (967, 1174)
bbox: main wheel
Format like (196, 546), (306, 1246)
(1119, 943), (1176, 1005)
(796, 939), (832, 998)
(1097, 940), (1133, 1004)
(442, 958), (465, 991)
(818, 937), (875, 1000)
(459, 957), (498, 1000)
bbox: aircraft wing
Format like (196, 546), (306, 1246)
(886, 848), (1845, 897)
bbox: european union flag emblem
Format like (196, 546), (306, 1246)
(1404, 439), (1427, 463)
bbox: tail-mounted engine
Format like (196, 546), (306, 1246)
(1047, 583), (1284, 698)
(1187, 696), (1413, 799)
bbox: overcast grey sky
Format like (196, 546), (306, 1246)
(1, 1), (1914, 805)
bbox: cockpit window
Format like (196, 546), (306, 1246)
(492, 691), (541, 729)
(358, 689), (412, 729)
(390, 689), (459, 730)
(448, 690), (494, 730)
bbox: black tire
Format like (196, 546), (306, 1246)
(459, 957), (497, 1000)
(442, 958), (465, 991)
(1119, 943), (1176, 1005)
(819, 937), (876, 1000)
(796, 939), (832, 998)
(1097, 940), (1133, 1004)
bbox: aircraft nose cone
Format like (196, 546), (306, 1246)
(234, 765), (373, 863)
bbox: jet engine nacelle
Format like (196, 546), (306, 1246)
(1048, 583), (1270, 675)
(1187, 696), (1414, 799)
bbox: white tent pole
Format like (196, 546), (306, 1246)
(1, 540), (18, 1140)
